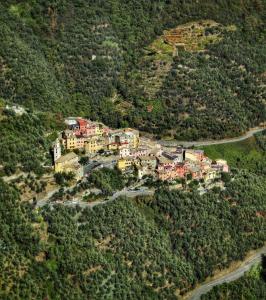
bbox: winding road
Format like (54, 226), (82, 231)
(185, 246), (266, 300)
(64, 188), (154, 209)
(36, 185), (154, 209)
(159, 126), (266, 148)
(33, 124), (266, 297)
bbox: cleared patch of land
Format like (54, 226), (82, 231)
(200, 136), (266, 173)
(119, 19), (238, 114)
(163, 20), (236, 52)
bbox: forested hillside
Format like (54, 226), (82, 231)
(1, 171), (266, 299)
(0, 108), (63, 176)
(0, 0), (265, 139)
(201, 258), (266, 299)
(1, 2), (266, 299)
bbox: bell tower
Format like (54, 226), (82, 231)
(53, 139), (61, 163)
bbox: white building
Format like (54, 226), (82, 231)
(53, 139), (61, 163)
(119, 147), (131, 158)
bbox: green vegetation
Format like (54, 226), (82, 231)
(1, 170), (265, 299)
(0, 1), (266, 298)
(255, 129), (266, 151)
(0, 112), (63, 176)
(124, 27), (266, 139)
(0, 1), (265, 139)
(88, 167), (126, 195)
(0, 179), (40, 298)
(201, 258), (266, 299)
(54, 171), (75, 186)
(201, 136), (266, 175)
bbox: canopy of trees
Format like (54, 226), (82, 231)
(0, 1), (265, 138)
(201, 257), (266, 299)
(88, 167), (126, 195)
(0, 170), (265, 299)
(0, 112), (63, 176)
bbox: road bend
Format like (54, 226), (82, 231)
(185, 245), (266, 300)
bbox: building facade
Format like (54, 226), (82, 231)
(54, 152), (83, 180)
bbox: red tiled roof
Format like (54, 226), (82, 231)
(77, 119), (88, 126)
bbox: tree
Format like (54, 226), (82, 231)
(221, 172), (231, 183)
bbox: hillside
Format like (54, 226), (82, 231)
(200, 134), (266, 176)
(0, 0), (265, 139)
(1, 171), (266, 299)
(201, 259), (266, 299)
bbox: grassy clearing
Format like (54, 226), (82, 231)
(200, 137), (266, 173)
(150, 37), (173, 56)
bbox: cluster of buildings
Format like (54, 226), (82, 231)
(53, 117), (140, 180)
(52, 117), (229, 185)
(117, 147), (229, 182)
(53, 139), (83, 180)
(62, 117), (139, 153)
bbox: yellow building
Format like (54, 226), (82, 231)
(107, 128), (140, 150)
(108, 143), (119, 151)
(124, 128), (140, 149)
(117, 157), (135, 171)
(203, 169), (217, 182)
(85, 137), (106, 154)
(64, 135), (77, 150)
(54, 152), (83, 180)
(185, 150), (198, 162)
(63, 130), (86, 150)
(95, 123), (103, 135)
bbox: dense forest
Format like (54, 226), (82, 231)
(0, 110), (63, 176)
(1, 1), (266, 299)
(201, 258), (266, 299)
(0, 0), (265, 139)
(0, 170), (265, 299)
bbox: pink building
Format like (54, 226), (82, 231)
(157, 164), (187, 181)
(194, 150), (204, 161)
(175, 164), (186, 178)
(72, 119), (98, 137)
(157, 157), (176, 171)
(216, 160), (229, 173)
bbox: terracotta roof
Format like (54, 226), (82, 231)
(77, 119), (88, 126)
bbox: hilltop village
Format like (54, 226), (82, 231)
(53, 117), (229, 186)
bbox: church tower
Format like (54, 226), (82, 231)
(53, 139), (61, 163)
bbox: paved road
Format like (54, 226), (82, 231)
(35, 188), (60, 208)
(63, 187), (154, 208)
(159, 127), (266, 148)
(186, 246), (266, 300)
(35, 183), (77, 208)
(36, 185), (154, 209)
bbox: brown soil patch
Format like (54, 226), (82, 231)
(35, 252), (46, 262)
(83, 265), (102, 276)
(163, 20), (235, 52)
(95, 234), (115, 250)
